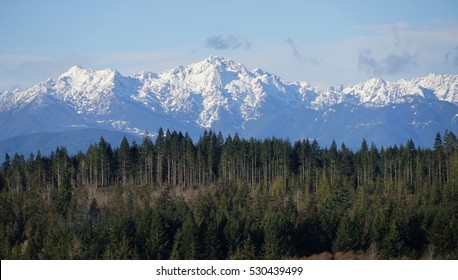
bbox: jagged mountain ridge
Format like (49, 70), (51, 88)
(0, 56), (457, 152)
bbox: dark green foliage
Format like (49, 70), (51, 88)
(0, 129), (457, 259)
(333, 212), (366, 253)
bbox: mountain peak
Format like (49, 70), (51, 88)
(253, 67), (271, 76)
(196, 55), (247, 73)
(59, 66), (122, 84)
(204, 55), (241, 66)
(366, 77), (387, 86)
(205, 55), (228, 63)
(60, 65), (91, 79)
(68, 65), (85, 71)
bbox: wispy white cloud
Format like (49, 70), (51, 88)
(285, 38), (318, 65)
(445, 46), (458, 67)
(358, 49), (417, 75)
(351, 20), (458, 79)
(205, 34), (252, 50)
(285, 38), (303, 62)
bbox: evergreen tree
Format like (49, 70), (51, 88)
(171, 211), (200, 259)
(117, 136), (131, 185)
(148, 209), (170, 259)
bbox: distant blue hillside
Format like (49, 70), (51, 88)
(0, 128), (141, 159)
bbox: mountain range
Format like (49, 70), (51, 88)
(1, 55), (457, 155)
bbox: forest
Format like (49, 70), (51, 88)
(0, 128), (457, 259)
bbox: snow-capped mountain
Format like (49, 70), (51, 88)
(129, 56), (321, 129)
(0, 56), (457, 154)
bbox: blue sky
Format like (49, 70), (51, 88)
(1, 0), (458, 90)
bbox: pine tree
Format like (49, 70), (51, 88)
(97, 137), (114, 187)
(140, 132), (155, 186)
(261, 209), (293, 259)
(155, 128), (165, 186)
(434, 133), (445, 184)
(117, 136), (131, 185)
(381, 220), (404, 259)
(170, 211), (201, 259)
(149, 210), (170, 259)
(204, 214), (226, 259)
(333, 213), (365, 253)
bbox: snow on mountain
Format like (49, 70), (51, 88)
(56, 66), (140, 115)
(339, 78), (425, 107)
(1, 56), (457, 118)
(0, 79), (59, 112)
(413, 73), (458, 104)
(340, 74), (458, 107)
(0, 55), (457, 150)
(132, 56), (310, 128)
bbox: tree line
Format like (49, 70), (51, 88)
(0, 129), (457, 259)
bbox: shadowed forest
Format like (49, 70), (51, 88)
(1, 128), (457, 259)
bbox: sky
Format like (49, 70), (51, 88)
(1, 0), (458, 91)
